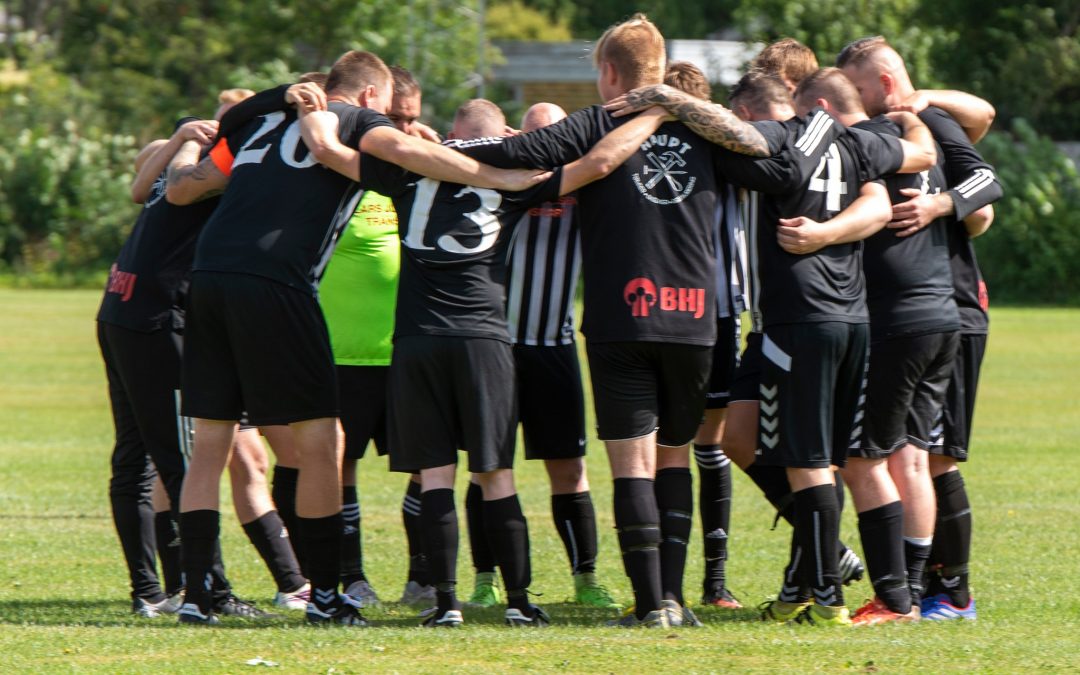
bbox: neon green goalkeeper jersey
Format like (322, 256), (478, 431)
(319, 191), (399, 366)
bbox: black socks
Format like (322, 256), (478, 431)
(340, 485), (365, 587)
(179, 509), (219, 612)
(241, 510), (306, 593)
(271, 466), (304, 575)
(298, 513), (343, 611)
(154, 510), (182, 596)
(655, 468), (692, 605)
(402, 479), (428, 585)
(421, 489), (459, 613)
(929, 471), (972, 606)
(551, 491), (599, 575)
(465, 482), (496, 574)
(613, 477), (662, 620)
(792, 484), (843, 607)
(484, 494), (531, 610)
(695, 444), (732, 594)
(857, 501), (911, 614)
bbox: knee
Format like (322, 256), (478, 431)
(546, 459), (585, 493)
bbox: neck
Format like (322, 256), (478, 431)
(327, 91), (360, 107)
(836, 111), (869, 127)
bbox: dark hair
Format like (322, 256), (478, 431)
(793, 68), (865, 114)
(389, 65), (421, 98)
(836, 36), (889, 69)
(729, 71), (792, 116)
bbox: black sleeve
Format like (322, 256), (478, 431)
(714, 151), (796, 194)
(717, 110), (845, 193)
(500, 167), (565, 211)
(749, 120), (791, 156)
(215, 84), (291, 141)
(334, 105), (394, 149)
(920, 106), (1002, 219)
(358, 153), (414, 197)
(845, 126), (904, 181)
(461, 106), (606, 169)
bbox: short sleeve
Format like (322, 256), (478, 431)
(846, 126), (904, 181)
(749, 120), (791, 156)
(359, 153), (414, 197)
(334, 106), (395, 149)
(462, 106), (606, 169)
(215, 84), (290, 142)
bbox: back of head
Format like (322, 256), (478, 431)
(729, 71), (793, 121)
(521, 102), (567, 133)
(835, 35), (891, 71)
(214, 88), (255, 120)
(298, 71), (328, 87)
(751, 38), (818, 91)
(389, 65), (421, 99)
(664, 60), (711, 101)
(326, 50), (392, 98)
(452, 98), (506, 140)
(793, 67), (866, 116)
(593, 13), (666, 88)
(835, 36), (909, 115)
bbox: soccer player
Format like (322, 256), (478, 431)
(838, 36), (1001, 621)
(608, 66), (937, 627)
(318, 65), (436, 609)
(297, 94), (672, 627)
(461, 102), (618, 612)
(751, 38), (819, 94)
(464, 14), (778, 628)
(165, 50), (550, 626)
(661, 60), (743, 610)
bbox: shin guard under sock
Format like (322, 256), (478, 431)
(793, 485), (843, 607)
(551, 491), (598, 575)
(930, 471), (972, 606)
(271, 466), (305, 575)
(340, 485), (365, 586)
(179, 509), (219, 612)
(655, 467), (692, 604)
(484, 494), (531, 610)
(465, 482), (496, 574)
(695, 444), (732, 593)
(241, 510), (306, 593)
(402, 480), (428, 585)
(613, 477), (662, 620)
(857, 501), (911, 613)
(298, 513), (343, 611)
(421, 489), (459, 612)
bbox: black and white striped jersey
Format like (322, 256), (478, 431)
(506, 195), (581, 346)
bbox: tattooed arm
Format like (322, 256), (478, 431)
(165, 140), (229, 205)
(604, 84), (770, 157)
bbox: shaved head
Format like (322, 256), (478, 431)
(521, 102), (567, 133)
(836, 36), (914, 116)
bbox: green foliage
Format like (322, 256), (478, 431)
(487, 0), (573, 42)
(976, 121), (1080, 304)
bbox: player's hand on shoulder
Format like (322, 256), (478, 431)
(604, 84), (677, 118)
(777, 216), (830, 255)
(286, 82), (327, 114)
(890, 90), (930, 115)
(176, 119), (219, 146)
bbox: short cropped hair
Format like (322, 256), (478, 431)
(454, 98), (506, 137)
(793, 68), (865, 115)
(593, 13), (666, 88)
(729, 71), (792, 116)
(836, 35), (889, 69)
(752, 38), (819, 86)
(389, 65), (421, 99)
(297, 71), (328, 87)
(325, 50), (392, 97)
(664, 61), (711, 101)
(218, 88), (255, 105)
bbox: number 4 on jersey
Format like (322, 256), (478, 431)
(808, 142), (847, 214)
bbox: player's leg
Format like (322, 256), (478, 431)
(463, 476), (499, 607)
(586, 341), (666, 627)
(399, 473), (434, 605)
(150, 478), (182, 601)
(695, 316), (740, 608)
(262, 425), (304, 575)
(418, 464), (462, 626)
(925, 332), (979, 619)
(757, 323), (848, 626)
(655, 442), (695, 622)
(98, 322), (168, 613)
(843, 333), (917, 623)
(336, 364), (391, 606)
(518, 343), (613, 608)
(229, 427), (307, 612)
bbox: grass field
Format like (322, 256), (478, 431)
(1, 288), (1078, 673)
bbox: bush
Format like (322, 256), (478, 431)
(976, 119), (1080, 304)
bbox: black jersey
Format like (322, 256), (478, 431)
(192, 102), (393, 294)
(98, 118), (220, 333)
(720, 110), (905, 328)
(919, 107), (1002, 334)
(507, 196), (581, 346)
(358, 146), (563, 342)
(460, 106), (787, 347)
(856, 115), (960, 340)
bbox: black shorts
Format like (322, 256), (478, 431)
(854, 331), (960, 458)
(705, 315), (741, 409)
(929, 333), (987, 461)
(755, 322), (868, 469)
(388, 336), (517, 474)
(729, 331), (763, 403)
(181, 271), (338, 426)
(586, 341), (712, 447)
(515, 343), (587, 461)
(337, 365), (389, 459)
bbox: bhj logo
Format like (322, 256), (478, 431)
(631, 134), (697, 205)
(623, 277), (706, 319)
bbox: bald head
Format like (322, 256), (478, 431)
(836, 36), (914, 116)
(521, 102), (567, 133)
(451, 98), (507, 140)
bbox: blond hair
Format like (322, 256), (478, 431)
(593, 13), (666, 88)
(752, 38), (819, 87)
(218, 88), (255, 105)
(664, 61), (711, 101)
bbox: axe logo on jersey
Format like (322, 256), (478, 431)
(144, 173), (167, 208)
(631, 133), (697, 205)
(624, 277), (706, 319)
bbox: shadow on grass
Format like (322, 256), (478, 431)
(0, 599), (763, 629)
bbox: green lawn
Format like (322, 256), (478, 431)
(1, 289), (1078, 673)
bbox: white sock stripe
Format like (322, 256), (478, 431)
(904, 535), (933, 546)
(813, 511), (823, 587)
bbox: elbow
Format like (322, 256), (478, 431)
(131, 187), (148, 204)
(165, 184), (194, 206)
(965, 205), (994, 238)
